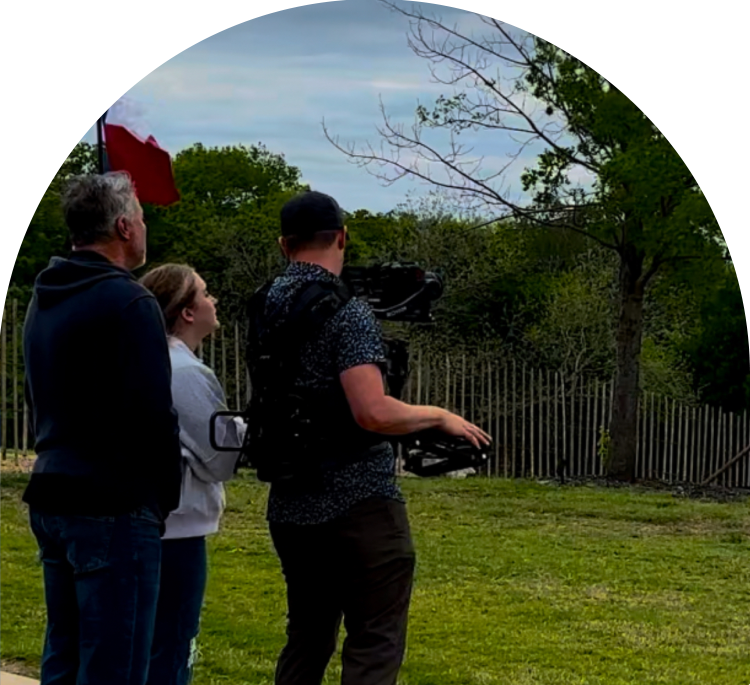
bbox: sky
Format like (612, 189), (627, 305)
(81, 0), (561, 213)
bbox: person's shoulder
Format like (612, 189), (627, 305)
(264, 274), (292, 305)
(101, 276), (155, 308)
(168, 339), (194, 368)
(121, 278), (155, 302)
(335, 296), (377, 326)
(168, 340), (204, 373)
(70, 277), (157, 329)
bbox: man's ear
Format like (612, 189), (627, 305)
(278, 236), (290, 258)
(337, 229), (346, 250)
(114, 215), (130, 241)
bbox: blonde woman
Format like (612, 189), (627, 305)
(139, 264), (245, 685)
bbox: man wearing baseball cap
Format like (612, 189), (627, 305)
(255, 190), (490, 685)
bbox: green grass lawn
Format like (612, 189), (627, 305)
(2, 470), (749, 684)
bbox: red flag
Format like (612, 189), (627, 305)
(103, 124), (180, 206)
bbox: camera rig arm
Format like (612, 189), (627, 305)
(380, 338), (489, 477)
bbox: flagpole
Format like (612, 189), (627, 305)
(96, 110), (109, 174)
(96, 116), (104, 174)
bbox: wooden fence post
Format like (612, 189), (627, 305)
(675, 402), (685, 480)
(539, 368), (544, 478)
(560, 373), (566, 477)
(665, 398), (677, 483)
(425, 354), (432, 408)
(688, 407), (698, 483)
(445, 355), (450, 411)
(23, 400), (28, 458)
(521, 363), (526, 478)
(585, 380), (592, 475)
(647, 393), (654, 480)
(13, 299), (19, 458)
(702, 405), (710, 482)
(602, 378), (615, 475)
(744, 410), (749, 487)
(487, 361), (493, 476)
(529, 367), (534, 478)
(718, 411), (729, 487)
(571, 378), (585, 475)
(569, 376), (575, 476)
(683, 402), (690, 483)
(546, 370), (552, 478)
(470, 358), (475, 425)
(417, 349), (424, 406)
(729, 411), (736, 487)
(495, 364), (501, 476)
(1, 302), (6, 460)
(221, 326), (227, 391)
(210, 329), (216, 371)
(503, 364), (508, 478)
(511, 360), (517, 478)
(451, 361), (457, 414)
(234, 322), (241, 411)
(713, 407), (720, 484)
(461, 352), (466, 418)
(554, 372), (560, 476)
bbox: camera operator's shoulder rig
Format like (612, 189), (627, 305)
(242, 277), (387, 488)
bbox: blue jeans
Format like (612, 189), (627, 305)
(29, 506), (162, 685)
(146, 537), (207, 685)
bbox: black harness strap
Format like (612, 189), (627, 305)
(261, 280), (352, 386)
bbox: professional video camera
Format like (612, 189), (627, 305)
(209, 262), (489, 478)
(341, 262), (444, 323)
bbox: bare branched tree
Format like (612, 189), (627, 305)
(324, 0), (721, 480)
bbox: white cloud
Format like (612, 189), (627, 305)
(82, 0), (558, 213)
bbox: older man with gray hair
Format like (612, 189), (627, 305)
(22, 172), (182, 685)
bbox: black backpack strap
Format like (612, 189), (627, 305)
(246, 281), (273, 347)
(249, 279), (352, 389)
(283, 280), (352, 344)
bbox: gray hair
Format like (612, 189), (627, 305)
(62, 172), (140, 247)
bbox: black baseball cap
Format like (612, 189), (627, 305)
(280, 191), (345, 238)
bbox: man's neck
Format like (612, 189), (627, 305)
(289, 253), (342, 276)
(73, 244), (130, 271)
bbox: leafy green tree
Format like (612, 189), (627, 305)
(11, 143), (97, 301)
(214, 187), (305, 322)
(524, 247), (617, 385)
(143, 143), (308, 319)
(679, 266), (750, 413)
(325, 1), (724, 480)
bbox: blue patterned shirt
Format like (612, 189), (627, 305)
(265, 261), (403, 525)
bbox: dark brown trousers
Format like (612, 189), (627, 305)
(269, 496), (416, 685)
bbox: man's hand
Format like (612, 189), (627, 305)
(437, 411), (492, 450)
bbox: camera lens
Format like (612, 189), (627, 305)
(424, 272), (443, 300)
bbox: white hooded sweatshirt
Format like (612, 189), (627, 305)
(163, 337), (246, 540)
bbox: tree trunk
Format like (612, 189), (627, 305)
(608, 252), (645, 481)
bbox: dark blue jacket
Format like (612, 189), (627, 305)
(22, 251), (182, 520)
